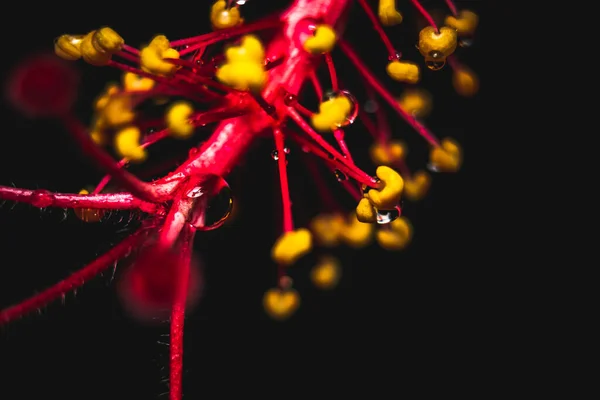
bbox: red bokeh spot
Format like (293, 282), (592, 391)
(118, 246), (203, 322)
(6, 53), (79, 117)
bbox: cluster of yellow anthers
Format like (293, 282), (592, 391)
(56, 28), (196, 162)
(52, 0), (476, 321)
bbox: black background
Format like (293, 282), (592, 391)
(0, 1), (505, 398)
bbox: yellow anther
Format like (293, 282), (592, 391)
(418, 26), (457, 67)
(367, 166), (403, 209)
(452, 67), (479, 97)
(378, 0), (403, 26)
(94, 84), (119, 111)
(102, 95), (135, 127)
(403, 171), (431, 201)
(376, 217), (413, 251)
(310, 213), (345, 247)
(303, 25), (336, 54)
(339, 212), (373, 248)
(80, 31), (111, 66)
(166, 102), (195, 139)
(114, 126), (147, 163)
(311, 256), (341, 290)
(225, 35), (264, 64)
(311, 95), (352, 132)
(74, 189), (104, 223)
(370, 140), (406, 165)
(356, 197), (376, 223)
(140, 35), (180, 76)
(54, 34), (83, 61)
(397, 88), (432, 118)
(210, 0), (243, 30)
(445, 10), (479, 36)
(123, 72), (155, 92)
(429, 138), (462, 172)
(92, 27), (123, 54)
(386, 60), (419, 83)
(216, 35), (267, 91)
(271, 228), (312, 267)
(263, 288), (300, 320)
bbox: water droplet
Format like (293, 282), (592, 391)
(283, 147), (290, 154)
(459, 38), (473, 48)
(283, 93), (297, 106)
(187, 174), (233, 231)
(271, 150), (279, 160)
(301, 145), (310, 153)
(235, 0), (247, 4)
(322, 89), (359, 128)
(364, 99), (378, 113)
(427, 162), (439, 172)
(387, 51), (402, 61)
(334, 169), (347, 181)
(30, 189), (54, 208)
(426, 51), (446, 71)
(188, 147), (199, 157)
(376, 206), (401, 224)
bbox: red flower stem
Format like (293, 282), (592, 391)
(115, 51), (139, 64)
(92, 106), (250, 194)
(0, 185), (160, 213)
(332, 129), (352, 161)
(445, 0), (458, 16)
(324, 53), (338, 92)
(157, 189), (194, 249)
(273, 128), (294, 232)
(61, 115), (175, 202)
(338, 40), (441, 147)
(108, 61), (206, 103)
(287, 108), (376, 186)
(0, 228), (149, 325)
(122, 43), (140, 55)
(356, 0), (398, 59)
(291, 101), (314, 117)
(173, 15), (281, 48)
(287, 130), (363, 187)
(160, 0), (353, 185)
(169, 224), (194, 400)
(309, 70), (323, 100)
(410, 0), (439, 32)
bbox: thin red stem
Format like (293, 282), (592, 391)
(287, 108), (377, 186)
(122, 44), (140, 55)
(287, 130), (365, 186)
(61, 115), (175, 202)
(0, 228), (148, 325)
(0, 185), (160, 213)
(172, 15), (281, 48)
(169, 225), (194, 400)
(324, 53), (338, 92)
(356, 0), (399, 59)
(273, 128), (294, 232)
(410, 0), (439, 32)
(445, 0), (458, 16)
(309, 70), (323, 100)
(339, 40), (440, 147)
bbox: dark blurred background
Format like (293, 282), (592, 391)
(0, 1), (502, 398)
